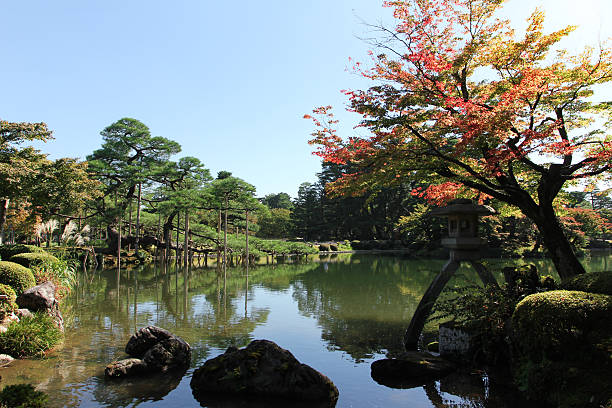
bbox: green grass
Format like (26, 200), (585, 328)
(0, 313), (62, 358)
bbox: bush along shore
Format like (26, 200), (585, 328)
(423, 266), (612, 408)
(0, 244), (74, 404)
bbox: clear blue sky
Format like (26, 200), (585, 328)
(2, 0), (610, 198)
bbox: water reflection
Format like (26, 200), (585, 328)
(0, 253), (607, 407)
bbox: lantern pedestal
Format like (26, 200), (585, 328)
(404, 199), (498, 351)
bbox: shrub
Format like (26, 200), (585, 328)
(0, 384), (49, 408)
(0, 313), (63, 358)
(431, 283), (517, 364)
(0, 262), (36, 296)
(0, 245), (45, 261)
(9, 253), (59, 268)
(431, 265), (555, 364)
(512, 290), (612, 361)
(561, 270), (612, 296)
(512, 290), (612, 407)
(29, 257), (77, 299)
(0, 284), (17, 321)
(318, 243), (330, 252)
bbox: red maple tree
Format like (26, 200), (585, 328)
(307, 0), (612, 279)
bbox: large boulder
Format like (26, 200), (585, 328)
(16, 281), (63, 331)
(370, 351), (456, 389)
(190, 340), (339, 405)
(105, 326), (191, 378)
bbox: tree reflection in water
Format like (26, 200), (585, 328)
(0, 253), (607, 407)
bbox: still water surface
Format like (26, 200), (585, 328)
(1, 253), (610, 407)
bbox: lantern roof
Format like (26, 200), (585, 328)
(428, 198), (496, 217)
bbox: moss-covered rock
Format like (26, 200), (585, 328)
(9, 253), (59, 268)
(561, 270), (612, 296)
(136, 249), (153, 264)
(512, 290), (612, 407)
(513, 290), (612, 359)
(0, 245), (45, 260)
(0, 284), (17, 321)
(0, 261), (36, 296)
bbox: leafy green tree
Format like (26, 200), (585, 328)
(0, 121), (52, 244)
(260, 193), (294, 210)
(257, 208), (292, 238)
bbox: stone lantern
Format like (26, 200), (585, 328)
(404, 199), (499, 350)
(430, 198), (494, 257)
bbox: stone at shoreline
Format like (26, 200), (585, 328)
(105, 326), (191, 378)
(0, 354), (14, 367)
(190, 340), (339, 405)
(371, 351), (456, 389)
(15, 308), (33, 319)
(16, 281), (64, 331)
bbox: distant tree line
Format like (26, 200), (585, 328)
(1, 118), (610, 259)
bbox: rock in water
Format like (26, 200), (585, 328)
(105, 358), (147, 377)
(16, 281), (64, 331)
(190, 340), (339, 405)
(105, 326), (191, 378)
(371, 351), (456, 389)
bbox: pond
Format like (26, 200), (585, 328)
(1, 253), (610, 407)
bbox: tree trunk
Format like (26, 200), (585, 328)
(531, 210), (586, 279)
(117, 217), (122, 267)
(0, 199), (9, 245)
(245, 210), (249, 272)
(176, 212), (180, 267)
(224, 195), (228, 282)
(128, 199), (132, 251)
(184, 210), (189, 267)
(163, 212), (176, 260)
(135, 183), (142, 256)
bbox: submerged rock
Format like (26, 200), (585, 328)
(105, 358), (147, 377)
(104, 326), (191, 378)
(190, 340), (339, 405)
(371, 351), (456, 389)
(16, 281), (63, 331)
